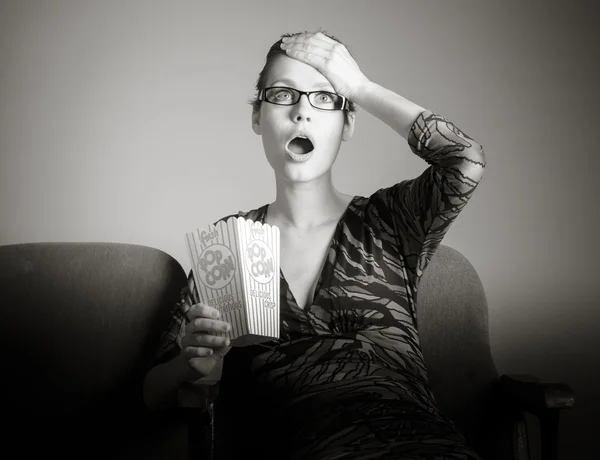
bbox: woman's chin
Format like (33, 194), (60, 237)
(277, 164), (334, 185)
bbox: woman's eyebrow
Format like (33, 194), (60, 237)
(270, 79), (334, 91)
(269, 79), (295, 87)
(312, 82), (335, 90)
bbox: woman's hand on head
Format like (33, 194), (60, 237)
(180, 303), (232, 380)
(280, 32), (370, 101)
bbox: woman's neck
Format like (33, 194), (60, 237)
(267, 175), (351, 230)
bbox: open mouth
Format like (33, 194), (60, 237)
(287, 136), (314, 155)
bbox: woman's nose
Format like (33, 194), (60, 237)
(291, 94), (312, 122)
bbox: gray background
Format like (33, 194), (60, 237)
(1, 1), (598, 458)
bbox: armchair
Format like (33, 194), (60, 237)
(415, 245), (575, 460)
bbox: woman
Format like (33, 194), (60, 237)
(144, 31), (486, 460)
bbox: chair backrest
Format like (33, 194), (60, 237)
(0, 242), (187, 416)
(417, 244), (504, 457)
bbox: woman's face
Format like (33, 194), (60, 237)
(252, 55), (354, 184)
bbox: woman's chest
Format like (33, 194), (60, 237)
(279, 224), (338, 310)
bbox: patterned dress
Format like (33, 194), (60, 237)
(154, 109), (487, 459)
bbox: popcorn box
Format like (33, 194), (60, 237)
(185, 216), (280, 347)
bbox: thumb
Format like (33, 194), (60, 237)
(212, 345), (231, 361)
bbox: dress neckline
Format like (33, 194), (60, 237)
(257, 195), (359, 312)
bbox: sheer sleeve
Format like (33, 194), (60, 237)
(378, 109), (486, 288)
(152, 270), (199, 366)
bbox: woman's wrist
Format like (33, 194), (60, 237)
(350, 79), (378, 108)
(350, 80), (425, 139)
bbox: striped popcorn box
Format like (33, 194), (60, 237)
(185, 216), (280, 346)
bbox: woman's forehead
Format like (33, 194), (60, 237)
(266, 55), (333, 91)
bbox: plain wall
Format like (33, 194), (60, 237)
(1, 1), (598, 458)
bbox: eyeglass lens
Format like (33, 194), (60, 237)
(264, 87), (344, 110)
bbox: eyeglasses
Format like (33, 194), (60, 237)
(258, 86), (349, 111)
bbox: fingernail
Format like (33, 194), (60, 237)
(212, 310), (220, 318)
(225, 338), (231, 346)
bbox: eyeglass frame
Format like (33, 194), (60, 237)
(258, 86), (349, 111)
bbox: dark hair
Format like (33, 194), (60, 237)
(249, 31), (357, 123)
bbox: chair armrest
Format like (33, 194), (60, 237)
(499, 374), (574, 460)
(499, 374), (574, 414)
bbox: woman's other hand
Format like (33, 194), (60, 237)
(280, 31), (370, 101)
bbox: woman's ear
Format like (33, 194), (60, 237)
(342, 111), (355, 142)
(252, 110), (261, 135)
